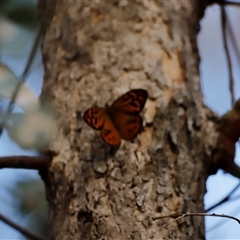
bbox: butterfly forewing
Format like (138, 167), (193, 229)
(111, 89), (148, 114)
(83, 107), (106, 130)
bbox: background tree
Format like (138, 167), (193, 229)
(41, 1), (213, 239)
(1, 0), (240, 239)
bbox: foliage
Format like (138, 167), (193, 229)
(11, 179), (49, 239)
(0, 1), (49, 239)
(0, 0), (38, 30)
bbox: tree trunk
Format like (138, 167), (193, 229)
(41, 1), (215, 239)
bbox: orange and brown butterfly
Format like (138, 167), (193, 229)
(83, 89), (148, 146)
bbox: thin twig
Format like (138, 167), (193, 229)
(218, 1), (240, 7)
(226, 15), (240, 70)
(221, 5), (235, 106)
(208, 205), (240, 232)
(153, 212), (240, 230)
(21, 28), (43, 81)
(0, 155), (50, 170)
(5, 27), (43, 115)
(0, 212), (44, 240)
(206, 182), (240, 212)
(227, 193), (240, 202)
(147, 212), (240, 238)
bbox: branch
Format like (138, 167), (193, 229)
(221, 5), (235, 106)
(0, 155), (50, 170)
(226, 14), (240, 68)
(152, 212), (240, 230)
(5, 31), (40, 115)
(146, 212), (240, 238)
(208, 204), (240, 232)
(212, 100), (240, 177)
(217, 1), (240, 7)
(225, 161), (240, 179)
(206, 182), (240, 212)
(0, 212), (44, 240)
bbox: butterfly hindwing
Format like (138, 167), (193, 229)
(111, 89), (148, 114)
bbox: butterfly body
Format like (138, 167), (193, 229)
(83, 89), (148, 146)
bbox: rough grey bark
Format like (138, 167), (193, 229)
(41, 1), (217, 239)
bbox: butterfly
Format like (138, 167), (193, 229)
(83, 89), (148, 146)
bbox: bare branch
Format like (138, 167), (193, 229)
(0, 212), (44, 240)
(218, 1), (240, 7)
(4, 25), (43, 120)
(206, 182), (240, 212)
(0, 155), (50, 170)
(208, 205), (240, 232)
(226, 14), (240, 71)
(146, 212), (240, 238)
(152, 212), (240, 231)
(221, 5), (235, 106)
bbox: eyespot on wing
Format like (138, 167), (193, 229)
(83, 107), (106, 130)
(111, 89), (148, 114)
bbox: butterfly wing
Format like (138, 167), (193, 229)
(83, 89), (148, 146)
(111, 89), (148, 114)
(83, 107), (106, 130)
(112, 113), (143, 140)
(83, 107), (121, 146)
(110, 89), (147, 140)
(100, 115), (121, 146)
